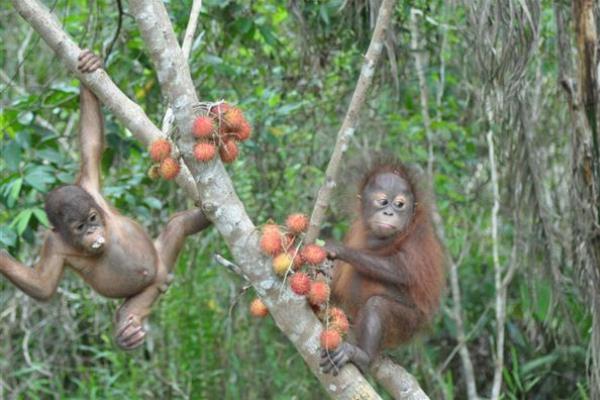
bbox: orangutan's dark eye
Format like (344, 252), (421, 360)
(394, 201), (405, 209)
(76, 223), (85, 232)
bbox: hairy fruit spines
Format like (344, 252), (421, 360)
(149, 139), (171, 162)
(329, 308), (350, 334)
(286, 213), (309, 234)
(236, 120), (252, 141)
(192, 116), (214, 139)
(260, 225), (284, 255)
(290, 272), (311, 295)
(249, 298), (268, 317)
(219, 140), (239, 163)
(193, 142), (217, 162)
(308, 281), (330, 306)
(320, 329), (342, 351)
(301, 244), (327, 265)
(159, 157), (180, 180)
(223, 107), (245, 131)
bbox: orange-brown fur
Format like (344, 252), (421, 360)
(332, 163), (445, 347)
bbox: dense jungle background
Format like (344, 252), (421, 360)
(1, 0), (599, 399)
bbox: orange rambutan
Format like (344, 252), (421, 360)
(290, 272), (311, 295)
(192, 116), (214, 138)
(193, 142), (217, 162)
(149, 139), (171, 162)
(308, 281), (330, 306)
(249, 298), (268, 317)
(260, 225), (283, 255)
(301, 244), (327, 265)
(320, 329), (342, 351)
(286, 213), (309, 234)
(159, 157), (180, 180)
(235, 120), (252, 141)
(223, 107), (246, 131)
(219, 139), (239, 163)
(329, 308), (350, 334)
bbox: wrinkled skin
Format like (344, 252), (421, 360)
(0, 50), (211, 350)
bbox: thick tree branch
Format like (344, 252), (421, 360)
(161, 0), (203, 134)
(11, 0), (428, 397)
(304, 0), (395, 243)
(125, 1), (386, 397)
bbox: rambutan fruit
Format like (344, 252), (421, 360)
(159, 157), (180, 180)
(147, 164), (161, 180)
(235, 120), (252, 141)
(223, 107), (246, 131)
(193, 142), (217, 162)
(290, 272), (311, 295)
(320, 329), (342, 351)
(329, 308), (350, 334)
(192, 116), (214, 138)
(149, 139), (171, 162)
(272, 253), (293, 276)
(301, 244), (327, 265)
(286, 213), (309, 234)
(249, 298), (268, 317)
(219, 140), (239, 163)
(329, 307), (347, 322)
(260, 225), (283, 255)
(308, 281), (330, 306)
(291, 251), (305, 270)
(210, 102), (231, 117)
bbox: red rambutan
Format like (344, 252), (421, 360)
(159, 157), (180, 180)
(193, 142), (217, 162)
(301, 244), (327, 265)
(290, 272), (311, 295)
(149, 139), (171, 162)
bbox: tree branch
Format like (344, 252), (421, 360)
(161, 0), (203, 134)
(486, 98), (506, 400)
(8, 0), (394, 397)
(304, 0), (395, 243)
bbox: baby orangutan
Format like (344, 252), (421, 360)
(0, 50), (210, 350)
(321, 162), (444, 375)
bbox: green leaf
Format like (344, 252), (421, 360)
(24, 166), (56, 192)
(144, 197), (162, 210)
(11, 209), (33, 235)
(2, 141), (21, 171)
(32, 208), (50, 227)
(7, 177), (23, 208)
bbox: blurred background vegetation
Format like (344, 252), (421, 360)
(0, 0), (597, 399)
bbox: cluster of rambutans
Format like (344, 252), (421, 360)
(148, 139), (180, 180)
(146, 102), (251, 180)
(249, 213), (350, 351)
(191, 102), (251, 164)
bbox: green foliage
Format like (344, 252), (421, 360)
(0, 0), (591, 398)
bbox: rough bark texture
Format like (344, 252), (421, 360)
(10, 0), (432, 397)
(571, 1), (600, 398)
